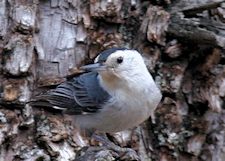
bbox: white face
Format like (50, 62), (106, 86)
(96, 50), (146, 77)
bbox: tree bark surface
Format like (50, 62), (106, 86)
(0, 0), (225, 161)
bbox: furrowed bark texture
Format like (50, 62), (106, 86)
(0, 0), (225, 161)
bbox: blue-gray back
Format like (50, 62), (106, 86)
(31, 72), (111, 114)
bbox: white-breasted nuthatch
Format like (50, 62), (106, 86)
(32, 48), (162, 133)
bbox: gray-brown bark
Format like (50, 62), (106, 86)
(0, 0), (225, 161)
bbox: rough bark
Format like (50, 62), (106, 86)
(0, 0), (225, 161)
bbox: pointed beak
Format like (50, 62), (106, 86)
(80, 63), (107, 72)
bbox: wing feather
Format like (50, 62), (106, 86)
(30, 72), (110, 114)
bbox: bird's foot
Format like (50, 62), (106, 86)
(92, 133), (140, 161)
(118, 148), (140, 161)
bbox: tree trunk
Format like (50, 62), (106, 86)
(0, 0), (225, 160)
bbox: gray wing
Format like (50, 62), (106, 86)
(30, 72), (111, 114)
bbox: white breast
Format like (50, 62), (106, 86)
(75, 87), (160, 133)
(75, 68), (162, 132)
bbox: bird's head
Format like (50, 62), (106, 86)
(81, 48), (158, 95)
(81, 48), (147, 77)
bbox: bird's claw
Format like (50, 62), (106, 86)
(119, 148), (140, 161)
(92, 133), (140, 161)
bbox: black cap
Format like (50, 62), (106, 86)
(96, 48), (128, 63)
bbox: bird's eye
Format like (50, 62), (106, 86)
(116, 56), (123, 64)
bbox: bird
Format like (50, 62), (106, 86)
(31, 48), (162, 133)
